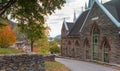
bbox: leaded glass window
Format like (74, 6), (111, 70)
(75, 41), (80, 57)
(92, 27), (99, 60)
(85, 40), (89, 59)
(104, 42), (109, 63)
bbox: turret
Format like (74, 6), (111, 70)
(85, 2), (88, 10)
(73, 10), (76, 22)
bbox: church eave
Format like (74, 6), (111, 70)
(95, 0), (120, 27)
(64, 21), (69, 31)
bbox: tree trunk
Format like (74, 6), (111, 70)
(31, 39), (34, 52)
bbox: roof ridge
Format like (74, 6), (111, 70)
(79, 3), (95, 32)
(95, 0), (120, 27)
(63, 19), (69, 31)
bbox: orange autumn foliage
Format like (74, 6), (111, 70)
(0, 26), (16, 48)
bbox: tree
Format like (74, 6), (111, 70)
(0, 0), (66, 17)
(49, 45), (60, 54)
(19, 23), (45, 51)
(0, 0), (16, 16)
(0, 26), (16, 48)
(13, 25), (25, 40)
(1, 0), (65, 52)
(49, 38), (61, 54)
(0, 18), (8, 27)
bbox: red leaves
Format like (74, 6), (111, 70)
(0, 26), (16, 47)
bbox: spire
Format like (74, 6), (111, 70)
(63, 18), (66, 23)
(88, 0), (95, 8)
(81, 7), (84, 12)
(85, 2), (88, 10)
(73, 10), (76, 22)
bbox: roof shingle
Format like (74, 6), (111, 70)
(69, 10), (89, 36)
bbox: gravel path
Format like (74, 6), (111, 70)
(55, 58), (119, 71)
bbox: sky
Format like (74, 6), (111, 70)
(46, 0), (110, 37)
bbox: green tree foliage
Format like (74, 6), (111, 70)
(35, 37), (50, 54)
(49, 38), (61, 54)
(49, 45), (60, 54)
(2, 0), (66, 51)
(0, 18), (8, 27)
(35, 37), (49, 48)
(35, 38), (61, 54)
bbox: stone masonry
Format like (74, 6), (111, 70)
(0, 54), (45, 71)
(61, 0), (120, 65)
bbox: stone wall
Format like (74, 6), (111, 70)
(81, 2), (120, 64)
(61, 1), (120, 65)
(0, 54), (45, 71)
(45, 55), (55, 61)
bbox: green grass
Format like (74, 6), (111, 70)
(46, 61), (71, 71)
(0, 48), (22, 54)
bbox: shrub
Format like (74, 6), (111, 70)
(49, 45), (60, 54)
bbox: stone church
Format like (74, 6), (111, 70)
(61, 0), (120, 65)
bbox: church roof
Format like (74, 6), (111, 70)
(0, 18), (16, 29)
(104, 0), (120, 22)
(66, 22), (74, 31)
(69, 10), (89, 36)
(62, 0), (120, 37)
(63, 19), (69, 31)
(96, 0), (120, 27)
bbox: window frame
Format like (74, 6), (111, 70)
(92, 27), (99, 60)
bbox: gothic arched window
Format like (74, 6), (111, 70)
(92, 27), (99, 60)
(103, 42), (109, 63)
(85, 39), (90, 59)
(75, 41), (80, 57)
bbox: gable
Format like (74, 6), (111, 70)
(104, 5), (119, 22)
(80, 0), (120, 32)
(69, 10), (89, 36)
(66, 22), (74, 31)
(95, 0), (120, 27)
(104, 0), (120, 22)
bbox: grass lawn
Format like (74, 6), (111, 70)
(46, 61), (71, 71)
(0, 48), (22, 54)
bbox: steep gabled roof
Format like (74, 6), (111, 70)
(69, 10), (89, 36)
(66, 22), (74, 31)
(0, 18), (16, 29)
(63, 20), (69, 31)
(79, 0), (120, 33)
(95, 0), (120, 27)
(104, 0), (120, 22)
(61, 21), (74, 31)
(63, 0), (120, 37)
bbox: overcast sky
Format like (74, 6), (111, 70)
(46, 0), (110, 37)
